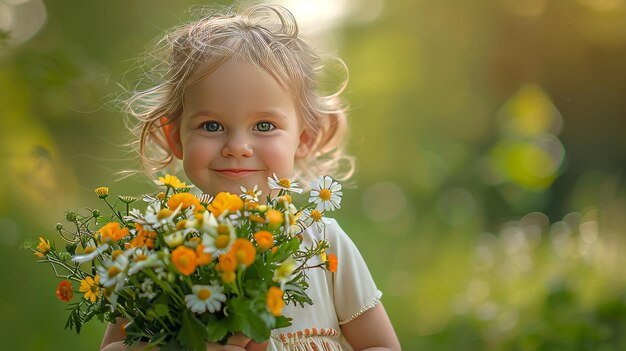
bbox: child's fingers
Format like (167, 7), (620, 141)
(227, 332), (252, 348)
(245, 340), (269, 351)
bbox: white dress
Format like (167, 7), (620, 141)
(267, 219), (383, 351)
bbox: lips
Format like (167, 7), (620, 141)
(212, 169), (263, 178)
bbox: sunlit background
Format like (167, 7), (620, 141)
(2, 0), (626, 349)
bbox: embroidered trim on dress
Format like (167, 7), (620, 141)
(272, 327), (343, 351)
(338, 290), (383, 325)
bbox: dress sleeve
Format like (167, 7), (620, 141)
(327, 219), (383, 325)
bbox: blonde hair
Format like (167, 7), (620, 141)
(122, 4), (354, 187)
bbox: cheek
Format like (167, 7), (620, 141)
(256, 138), (297, 174)
(182, 139), (216, 173)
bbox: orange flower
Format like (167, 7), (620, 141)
(207, 192), (244, 217)
(130, 223), (157, 249)
(253, 231), (274, 251)
(327, 254), (338, 273)
(196, 244), (213, 266)
(35, 237), (51, 257)
(266, 286), (285, 316)
(217, 252), (237, 272)
(172, 246), (197, 276)
(167, 192), (203, 212)
(98, 222), (129, 243)
(56, 280), (73, 302)
(265, 209), (284, 227)
(230, 238), (256, 267)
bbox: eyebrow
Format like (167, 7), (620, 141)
(189, 109), (288, 120)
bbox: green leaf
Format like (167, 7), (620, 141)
(242, 311), (270, 342)
(160, 338), (184, 351)
(226, 297), (271, 342)
(271, 238), (300, 262)
(274, 315), (292, 329)
(224, 303), (245, 333)
(206, 319), (228, 342)
(177, 309), (208, 351)
(153, 303), (170, 318)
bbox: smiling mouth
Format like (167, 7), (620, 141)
(212, 169), (263, 178)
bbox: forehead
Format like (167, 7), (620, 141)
(183, 58), (295, 112)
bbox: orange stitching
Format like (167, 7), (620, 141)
(276, 327), (340, 343)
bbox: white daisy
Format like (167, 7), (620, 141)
(197, 193), (214, 205)
(308, 176), (342, 212)
(139, 278), (157, 300)
(164, 231), (185, 248)
(97, 252), (130, 288)
(142, 194), (158, 203)
(268, 173), (303, 194)
(185, 208), (218, 234)
(128, 249), (162, 275)
(300, 208), (331, 232)
(143, 201), (181, 231)
(240, 185), (262, 202)
(185, 284), (227, 314)
(201, 219), (236, 255)
(124, 208), (148, 227)
(72, 243), (109, 264)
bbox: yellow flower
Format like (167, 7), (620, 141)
(94, 187), (109, 199)
(266, 287), (285, 316)
(79, 275), (101, 302)
(158, 174), (187, 189)
(273, 257), (296, 286)
(207, 192), (244, 217)
(221, 270), (236, 284)
(34, 237), (51, 257)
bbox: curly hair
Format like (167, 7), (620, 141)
(122, 4), (354, 187)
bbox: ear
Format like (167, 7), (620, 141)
(295, 129), (314, 159)
(160, 116), (184, 160)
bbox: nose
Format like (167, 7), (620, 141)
(221, 132), (253, 158)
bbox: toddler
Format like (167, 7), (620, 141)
(101, 4), (400, 351)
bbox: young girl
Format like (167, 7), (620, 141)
(101, 4), (400, 351)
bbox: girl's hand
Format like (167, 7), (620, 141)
(204, 332), (249, 350)
(245, 339), (269, 351)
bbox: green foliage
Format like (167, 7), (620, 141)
(177, 309), (208, 351)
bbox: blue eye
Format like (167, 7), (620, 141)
(254, 122), (275, 132)
(201, 121), (223, 132)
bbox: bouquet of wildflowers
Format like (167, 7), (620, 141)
(27, 174), (342, 350)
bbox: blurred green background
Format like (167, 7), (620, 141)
(2, 0), (626, 349)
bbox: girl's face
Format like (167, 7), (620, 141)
(166, 59), (311, 196)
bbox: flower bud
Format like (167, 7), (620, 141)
(58, 252), (72, 261)
(95, 187), (109, 199)
(65, 210), (78, 222)
(65, 243), (77, 255)
(118, 195), (138, 204)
